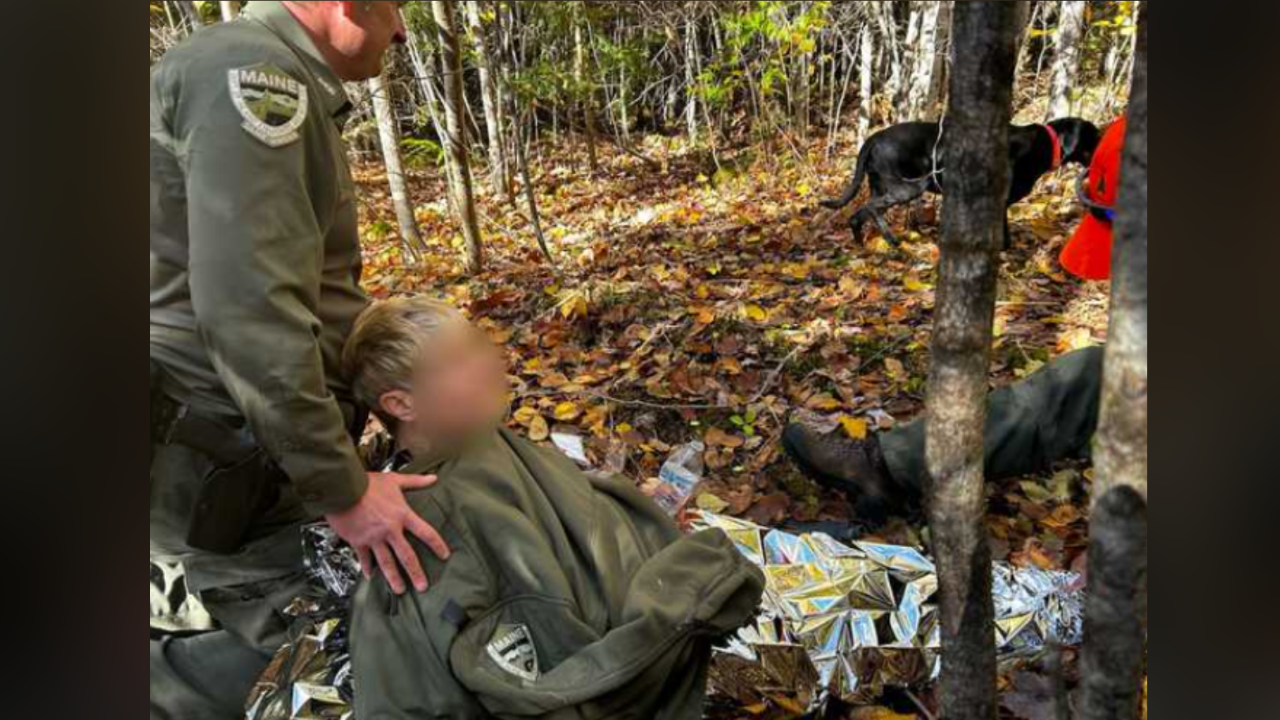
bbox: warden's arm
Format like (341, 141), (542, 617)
(175, 63), (367, 515)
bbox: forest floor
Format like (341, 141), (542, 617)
(353, 131), (1117, 720)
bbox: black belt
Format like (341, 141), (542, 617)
(152, 392), (260, 467)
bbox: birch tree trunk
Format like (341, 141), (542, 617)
(907, 0), (943, 120)
(464, 0), (513, 203)
(369, 70), (425, 261)
(926, 1), (953, 120)
(858, 21), (875, 143)
(1050, 1), (1089, 119)
(896, 2), (923, 119)
(684, 7), (700, 145)
(1079, 14), (1148, 716)
(433, 0), (485, 274)
(575, 10), (600, 173)
(878, 2), (904, 124)
(925, 4), (1021, 720)
(219, 1), (240, 23)
(172, 0), (202, 33)
(406, 25), (463, 219)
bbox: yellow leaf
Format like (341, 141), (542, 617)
(850, 709), (918, 720)
(797, 183), (812, 197)
(807, 394), (843, 412)
(839, 416), (869, 441)
(554, 402), (582, 422)
(528, 416), (550, 442)
(744, 304), (769, 323)
(904, 276), (930, 293)
(561, 295), (589, 320)
(697, 493), (730, 514)
(513, 407), (541, 427)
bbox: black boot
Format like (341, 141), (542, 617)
(782, 421), (921, 524)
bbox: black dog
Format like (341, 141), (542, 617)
(822, 118), (1102, 246)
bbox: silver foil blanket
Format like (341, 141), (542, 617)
(244, 516), (1083, 718)
(692, 512), (1085, 708)
(245, 525), (357, 720)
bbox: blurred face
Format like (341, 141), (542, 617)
(381, 323), (511, 446)
(315, 1), (409, 81)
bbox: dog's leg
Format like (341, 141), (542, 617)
(858, 183), (928, 247)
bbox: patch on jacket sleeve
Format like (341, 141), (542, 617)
(228, 64), (309, 147)
(486, 624), (541, 682)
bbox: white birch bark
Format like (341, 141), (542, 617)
(907, 0), (943, 120)
(859, 21), (875, 142)
(369, 70), (425, 259)
(464, 0), (512, 202)
(1050, 1), (1089, 119)
(432, 0), (485, 273)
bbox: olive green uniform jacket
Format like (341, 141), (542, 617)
(150, 5), (369, 719)
(150, 0), (369, 525)
(351, 430), (766, 720)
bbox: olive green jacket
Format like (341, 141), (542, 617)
(351, 430), (766, 720)
(149, 1), (368, 515)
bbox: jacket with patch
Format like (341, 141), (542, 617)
(351, 429), (766, 720)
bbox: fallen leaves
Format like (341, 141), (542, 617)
(839, 415), (870, 441)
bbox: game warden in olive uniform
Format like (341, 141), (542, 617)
(150, 4), (418, 719)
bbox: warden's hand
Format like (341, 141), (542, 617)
(326, 473), (451, 595)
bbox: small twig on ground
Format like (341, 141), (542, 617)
(749, 346), (807, 405)
(906, 690), (939, 720)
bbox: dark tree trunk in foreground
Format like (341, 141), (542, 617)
(433, 0), (485, 274)
(925, 4), (1021, 720)
(1093, 5), (1150, 509)
(1080, 7), (1149, 720)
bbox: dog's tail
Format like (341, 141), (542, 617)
(820, 146), (871, 211)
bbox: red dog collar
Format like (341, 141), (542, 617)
(1043, 124), (1064, 171)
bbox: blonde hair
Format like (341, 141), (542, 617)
(343, 297), (466, 429)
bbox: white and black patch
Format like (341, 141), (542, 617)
(228, 64), (309, 148)
(486, 624), (541, 682)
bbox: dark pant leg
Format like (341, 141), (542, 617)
(880, 347), (1106, 494)
(150, 573), (309, 720)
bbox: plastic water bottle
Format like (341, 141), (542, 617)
(655, 441), (707, 516)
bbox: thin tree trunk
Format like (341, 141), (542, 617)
(878, 2), (904, 124)
(172, 0), (202, 33)
(496, 11), (555, 269)
(684, 6), (700, 145)
(406, 25), (463, 219)
(897, 2), (923, 119)
(1079, 28), (1150, 715)
(433, 0), (484, 274)
(1050, 1), (1088, 119)
(464, 0), (513, 203)
(859, 21), (875, 142)
(219, 1), (240, 23)
(925, 4), (1022, 720)
(927, 2), (954, 120)
(575, 8), (600, 173)
(907, 0), (943, 120)
(369, 70), (426, 261)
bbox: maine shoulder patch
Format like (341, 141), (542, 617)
(228, 64), (309, 148)
(486, 624), (540, 682)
